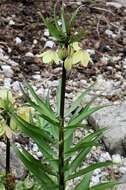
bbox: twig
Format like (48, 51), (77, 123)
(91, 6), (115, 16)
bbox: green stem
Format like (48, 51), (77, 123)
(59, 62), (66, 190)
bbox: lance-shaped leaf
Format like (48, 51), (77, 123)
(68, 105), (106, 127)
(75, 172), (92, 190)
(40, 14), (65, 42)
(65, 128), (106, 173)
(65, 83), (95, 116)
(66, 161), (113, 181)
(65, 141), (98, 156)
(61, 0), (68, 34)
(90, 181), (119, 190)
(12, 114), (57, 163)
(15, 147), (57, 190)
(20, 84), (59, 126)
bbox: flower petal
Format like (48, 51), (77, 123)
(64, 57), (73, 71)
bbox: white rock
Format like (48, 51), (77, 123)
(12, 81), (20, 92)
(32, 74), (41, 80)
(44, 29), (50, 37)
(25, 52), (34, 57)
(91, 175), (100, 185)
(105, 29), (117, 38)
(33, 39), (38, 45)
(9, 19), (15, 26)
(32, 144), (38, 152)
(44, 40), (55, 48)
(15, 37), (22, 45)
(112, 154), (122, 164)
(4, 78), (12, 89)
(93, 168), (101, 175)
(106, 2), (122, 9)
(1, 65), (14, 78)
(86, 49), (95, 55)
(37, 151), (42, 158)
(119, 166), (126, 174)
(99, 152), (112, 162)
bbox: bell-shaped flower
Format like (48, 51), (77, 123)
(64, 56), (73, 71)
(72, 50), (92, 66)
(38, 50), (61, 64)
(0, 116), (12, 139)
(10, 106), (34, 130)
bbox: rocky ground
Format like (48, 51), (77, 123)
(0, 0), (126, 189)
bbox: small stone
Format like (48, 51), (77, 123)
(32, 144), (38, 152)
(25, 52), (34, 57)
(99, 152), (112, 162)
(44, 29), (50, 37)
(44, 40), (55, 48)
(32, 74), (41, 80)
(9, 19), (15, 26)
(15, 37), (22, 45)
(91, 175), (100, 185)
(12, 81), (20, 92)
(105, 30), (117, 39)
(119, 166), (126, 174)
(112, 154), (122, 164)
(86, 49), (95, 55)
(33, 39), (38, 45)
(4, 78), (12, 88)
(1, 65), (14, 78)
(37, 151), (42, 158)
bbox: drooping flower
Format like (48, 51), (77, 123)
(38, 50), (61, 64)
(72, 50), (92, 66)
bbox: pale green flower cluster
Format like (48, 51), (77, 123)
(38, 42), (92, 70)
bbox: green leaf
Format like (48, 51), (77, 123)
(66, 161), (113, 181)
(65, 141), (98, 156)
(75, 172), (92, 190)
(20, 84), (59, 126)
(25, 82), (57, 119)
(69, 30), (86, 43)
(69, 105), (106, 127)
(40, 14), (65, 42)
(70, 6), (82, 27)
(0, 184), (5, 190)
(65, 83), (95, 116)
(65, 147), (92, 174)
(13, 114), (57, 162)
(61, 1), (67, 34)
(89, 181), (119, 190)
(15, 147), (57, 190)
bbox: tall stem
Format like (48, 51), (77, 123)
(6, 115), (10, 175)
(6, 137), (10, 175)
(59, 62), (66, 190)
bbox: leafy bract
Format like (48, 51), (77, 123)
(0, 89), (14, 109)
